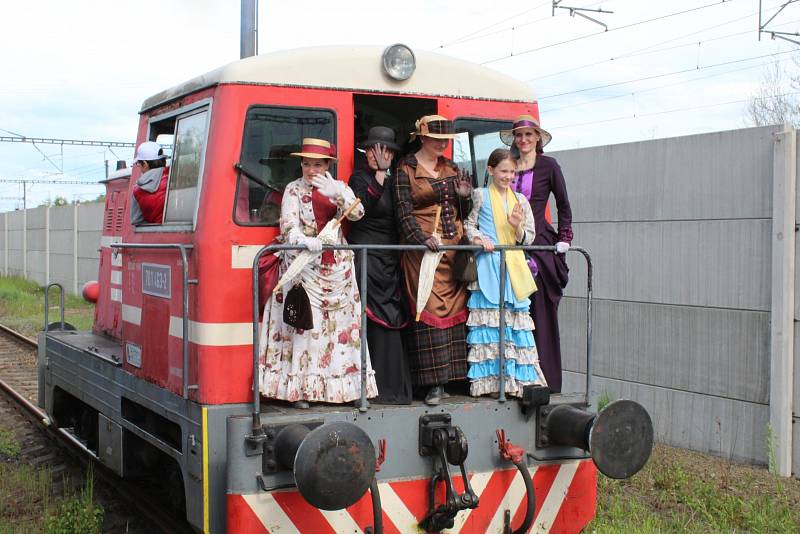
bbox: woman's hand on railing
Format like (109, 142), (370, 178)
(555, 241), (570, 254)
(299, 236), (323, 253)
(424, 235), (441, 252)
(473, 235), (494, 252)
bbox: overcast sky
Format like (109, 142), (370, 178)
(0, 0), (797, 210)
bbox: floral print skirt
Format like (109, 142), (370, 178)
(258, 274), (378, 403)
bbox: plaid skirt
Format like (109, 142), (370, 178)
(405, 321), (468, 387)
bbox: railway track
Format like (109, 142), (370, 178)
(0, 323), (192, 533)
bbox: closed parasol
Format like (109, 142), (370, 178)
(273, 198), (362, 293)
(415, 205), (444, 321)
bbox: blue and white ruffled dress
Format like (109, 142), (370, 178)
(465, 188), (547, 397)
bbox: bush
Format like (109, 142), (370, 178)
(44, 475), (103, 534)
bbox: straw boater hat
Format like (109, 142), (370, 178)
(500, 115), (552, 148)
(290, 138), (337, 160)
(409, 115), (458, 141)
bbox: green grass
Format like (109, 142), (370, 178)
(596, 390), (614, 411)
(0, 428), (20, 459)
(0, 467), (104, 534)
(0, 462), (53, 533)
(0, 276), (95, 337)
(588, 444), (800, 533)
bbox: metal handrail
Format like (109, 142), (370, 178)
(44, 282), (65, 331)
(110, 243), (196, 399)
(250, 244), (593, 419)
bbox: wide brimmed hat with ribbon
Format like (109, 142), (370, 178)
(290, 138), (338, 160)
(500, 115), (552, 148)
(410, 115), (457, 141)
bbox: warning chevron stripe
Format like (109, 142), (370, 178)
(227, 459), (596, 533)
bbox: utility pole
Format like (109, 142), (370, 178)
(241, 0), (258, 59)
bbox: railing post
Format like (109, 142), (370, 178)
(498, 249), (506, 402)
(358, 249), (369, 412)
(179, 245), (190, 399)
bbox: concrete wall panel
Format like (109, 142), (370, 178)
(49, 252), (74, 279)
(78, 204), (104, 231)
(77, 231), (101, 260)
(552, 125), (776, 223)
(561, 298), (769, 403)
(563, 371), (768, 465)
(50, 205), (74, 230)
(6, 211), (24, 231)
(49, 230), (73, 255)
(26, 206), (47, 230)
(563, 219), (771, 310)
(26, 229), (46, 253)
(78, 258), (99, 286)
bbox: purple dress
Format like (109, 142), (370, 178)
(512, 155), (573, 393)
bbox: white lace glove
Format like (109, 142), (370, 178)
(555, 241), (570, 254)
(311, 171), (345, 200)
(300, 236), (323, 253)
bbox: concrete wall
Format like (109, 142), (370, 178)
(0, 203), (103, 294)
(551, 125), (783, 467)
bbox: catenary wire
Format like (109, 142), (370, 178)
(481, 0), (736, 64)
(542, 55), (794, 113)
(528, 9), (799, 82)
(438, 1), (551, 48)
(549, 90), (800, 129)
(538, 48), (798, 99)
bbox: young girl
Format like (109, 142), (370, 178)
(463, 148), (547, 397)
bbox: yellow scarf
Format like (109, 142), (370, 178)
(488, 184), (537, 300)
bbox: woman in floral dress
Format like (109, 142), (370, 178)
(258, 138), (378, 408)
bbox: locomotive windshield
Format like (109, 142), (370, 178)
(234, 106), (336, 226)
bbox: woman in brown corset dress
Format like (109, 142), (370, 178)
(394, 115), (473, 405)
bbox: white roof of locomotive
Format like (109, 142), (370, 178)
(141, 45), (536, 112)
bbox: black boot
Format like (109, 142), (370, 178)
(425, 386), (444, 406)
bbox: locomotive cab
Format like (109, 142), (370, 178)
(40, 45), (653, 533)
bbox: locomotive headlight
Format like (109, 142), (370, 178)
(382, 44), (415, 81)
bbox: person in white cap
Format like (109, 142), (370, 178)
(130, 141), (169, 225)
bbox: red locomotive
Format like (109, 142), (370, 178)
(40, 45), (652, 533)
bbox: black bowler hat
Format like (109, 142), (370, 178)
(358, 126), (401, 152)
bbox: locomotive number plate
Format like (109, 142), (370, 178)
(142, 263), (171, 298)
(126, 342), (142, 368)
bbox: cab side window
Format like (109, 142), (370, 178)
(234, 106), (335, 226)
(453, 118), (510, 187)
(163, 108), (210, 223)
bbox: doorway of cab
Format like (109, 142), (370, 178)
(353, 94), (436, 168)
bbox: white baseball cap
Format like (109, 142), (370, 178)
(133, 141), (168, 164)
